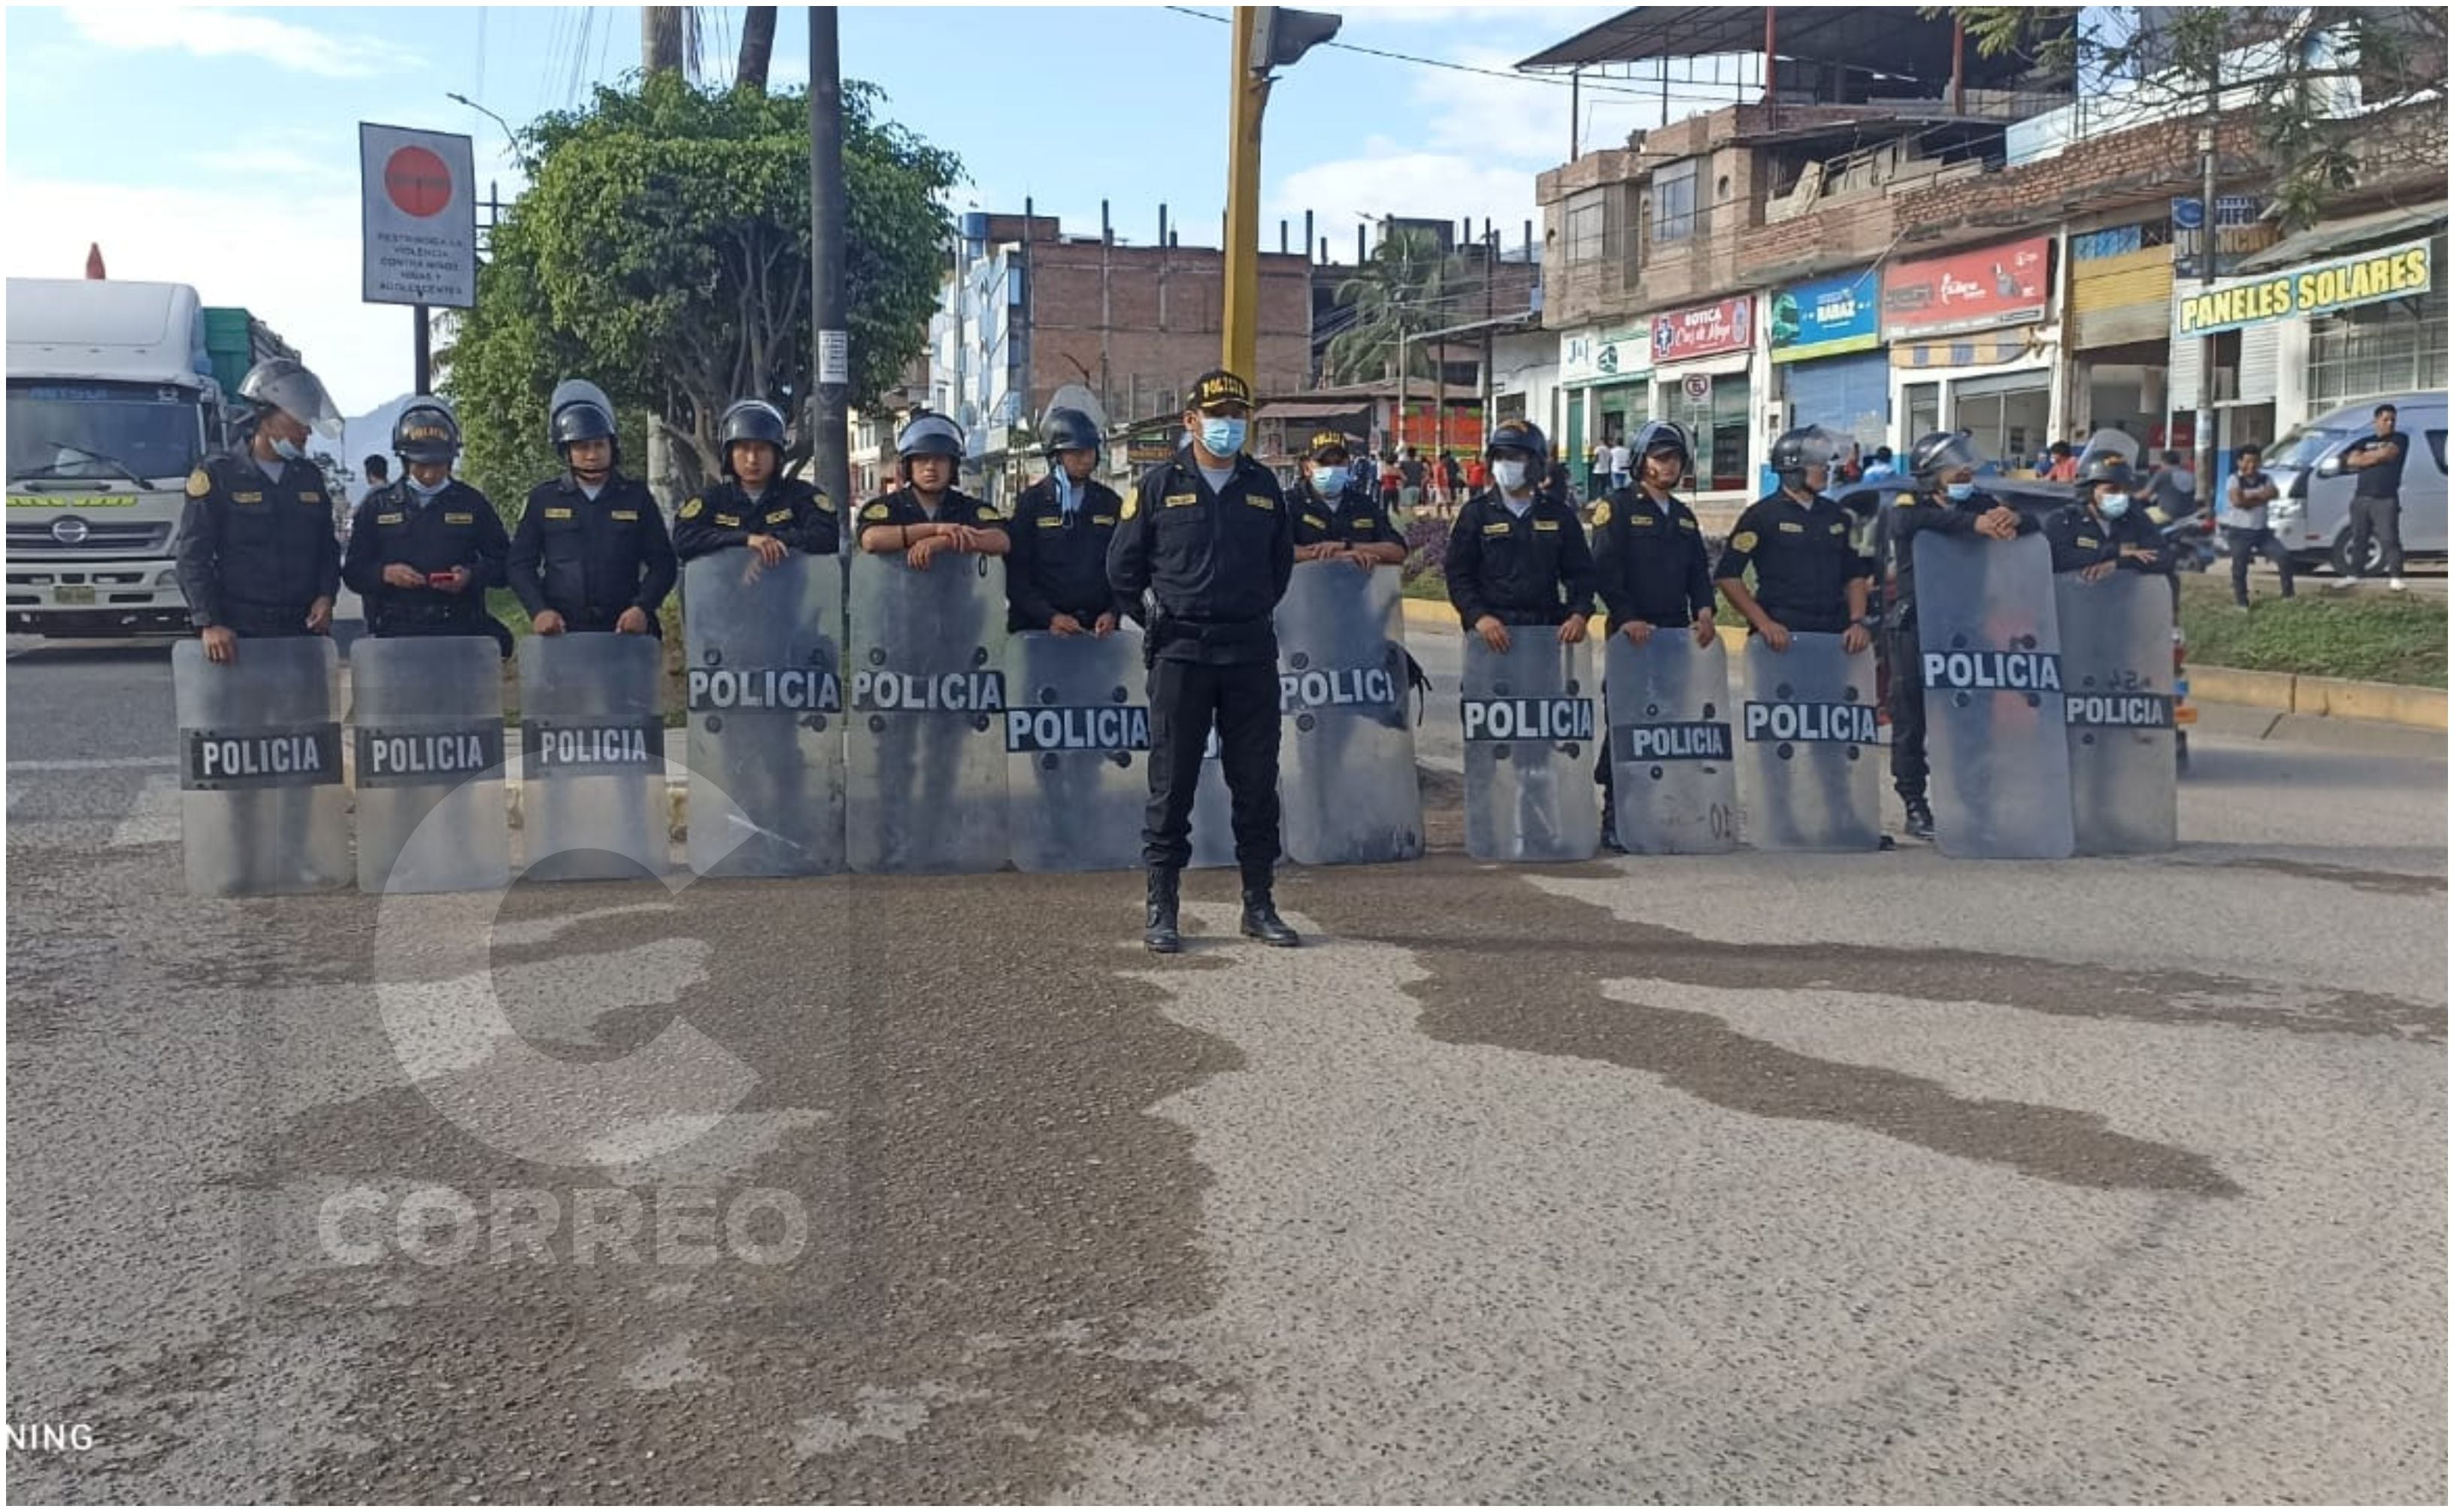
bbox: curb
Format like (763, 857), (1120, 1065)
(1397, 596), (2447, 733)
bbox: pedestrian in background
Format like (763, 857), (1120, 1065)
(2220, 444), (2294, 611)
(359, 454), (389, 507)
(1606, 435), (1632, 493)
(1398, 447), (1426, 514)
(2337, 401), (2410, 591)
(2046, 441), (2077, 483)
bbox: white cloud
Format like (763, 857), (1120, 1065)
(60, 6), (395, 78)
(1271, 141), (1538, 244)
(7, 176), (421, 417)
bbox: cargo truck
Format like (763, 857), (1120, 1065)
(5, 277), (298, 637)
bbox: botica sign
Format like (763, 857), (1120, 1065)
(2173, 237), (2435, 338)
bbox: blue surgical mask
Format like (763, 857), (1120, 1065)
(1945, 482), (1977, 503)
(406, 474), (450, 501)
(1314, 465), (1350, 495)
(2099, 492), (2132, 519)
(271, 436), (304, 462)
(1198, 417), (1247, 458)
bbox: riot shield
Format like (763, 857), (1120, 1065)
(845, 553), (1010, 874)
(1460, 635), (1599, 862)
(517, 633), (668, 881)
(1006, 629), (1147, 872)
(683, 551), (847, 877)
(1274, 562), (1424, 865)
(1737, 633), (1882, 852)
(173, 636), (350, 895)
(349, 635), (507, 894)
(1913, 532), (2075, 859)
(1604, 632), (1737, 854)
(2055, 571), (2177, 854)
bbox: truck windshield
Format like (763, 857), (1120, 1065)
(2265, 423), (2352, 471)
(7, 383), (204, 485)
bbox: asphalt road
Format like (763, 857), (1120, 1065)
(7, 636), (2446, 1502)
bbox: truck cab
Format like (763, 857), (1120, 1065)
(7, 278), (229, 637)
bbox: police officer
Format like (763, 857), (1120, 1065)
(1292, 429), (1404, 569)
(1879, 431), (2034, 838)
(507, 380), (677, 637)
(674, 398), (838, 563)
(1005, 406), (1124, 632)
(1107, 369), (1297, 954)
(1589, 419), (1716, 848)
(855, 411), (1010, 565)
(2047, 454), (2174, 581)
(1444, 417), (1595, 654)
(341, 398), (512, 654)
(174, 357), (345, 664)
(1714, 424), (1872, 659)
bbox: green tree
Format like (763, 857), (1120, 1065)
(444, 70), (959, 508)
(1952, 6), (2446, 230)
(1322, 227), (1470, 386)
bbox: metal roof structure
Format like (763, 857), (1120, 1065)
(1519, 6), (2071, 92)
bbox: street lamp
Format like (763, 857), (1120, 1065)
(1222, 6), (1342, 381)
(447, 92), (526, 168)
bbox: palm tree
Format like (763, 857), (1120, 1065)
(1323, 226), (1468, 386)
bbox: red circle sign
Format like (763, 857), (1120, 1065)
(383, 146), (453, 218)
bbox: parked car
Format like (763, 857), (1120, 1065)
(2258, 391), (2448, 574)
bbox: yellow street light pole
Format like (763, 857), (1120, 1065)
(1222, 7), (1341, 383)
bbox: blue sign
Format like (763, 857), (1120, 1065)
(1768, 271), (1880, 364)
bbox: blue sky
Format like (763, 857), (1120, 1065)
(5, 5), (1725, 414)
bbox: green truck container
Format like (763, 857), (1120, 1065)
(201, 306), (298, 401)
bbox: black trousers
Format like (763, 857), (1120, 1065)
(2347, 493), (2403, 577)
(1886, 623), (1928, 803)
(1144, 657), (1280, 875)
(2225, 526), (2295, 604)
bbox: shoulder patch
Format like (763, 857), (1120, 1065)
(1729, 530), (1759, 553)
(1893, 492), (1919, 508)
(814, 494), (838, 512)
(680, 497), (704, 520)
(1590, 499), (1612, 527)
(186, 468), (212, 499)
(862, 502), (891, 521)
(1120, 492), (1139, 521)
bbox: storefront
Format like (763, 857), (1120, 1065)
(1647, 295), (1757, 498)
(1883, 235), (2059, 468)
(1557, 326), (1653, 492)
(1769, 270), (1886, 449)
(2169, 221), (2444, 441)
(2064, 220), (2179, 454)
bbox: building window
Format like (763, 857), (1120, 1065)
(1904, 382), (1940, 450)
(1652, 159), (1698, 246)
(2307, 283), (2449, 406)
(1566, 191), (1607, 265)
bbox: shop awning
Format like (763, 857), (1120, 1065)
(1258, 398), (1377, 421)
(2234, 204), (2446, 274)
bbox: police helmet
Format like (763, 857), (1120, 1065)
(1907, 430), (1984, 481)
(1769, 423), (1847, 485)
(1486, 417), (1547, 461)
(1040, 407), (1101, 457)
(391, 399), (461, 465)
(717, 398), (789, 477)
(238, 357), (344, 439)
(1631, 419), (1692, 468)
(896, 411), (965, 461)
(2074, 452), (2137, 496)
(549, 377), (620, 464)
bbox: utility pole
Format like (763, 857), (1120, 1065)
(1222, 6), (1340, 382)
(2194, 71), (2219, 510)
(413, 306), (431, 395)
(808, 8), (851, 511)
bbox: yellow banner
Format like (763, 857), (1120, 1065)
(2174, 239), (2434, 337)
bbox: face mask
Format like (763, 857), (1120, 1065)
(1492, 459), (1530, 492)
(1945, 482), (1977, 503)
(406, 474), (450, 500)
(1198, 417), (1247, 457)
(271, 436), (304, 462)
(1313, 465), (1350, 495)
(2099, 492), (2131, 518)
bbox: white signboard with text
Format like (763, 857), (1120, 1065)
(359, 123), (477, 309)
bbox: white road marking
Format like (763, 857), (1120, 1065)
(108, 773), (182, 847)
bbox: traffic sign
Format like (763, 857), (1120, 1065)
(360, 123), (477, 310)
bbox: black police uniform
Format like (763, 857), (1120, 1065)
(1590, 486), (1712, 632)
(1291, 477), (1398, 550)
(1443, 486), (1598, 630)
(1004, 473), (1131, 632)
(174, 450), (342, 638)
(856, 484), (1004, 538)
(506, 472), (677, 634)
(1711, 489), (1869, 635)
(672, 477), (838, 560)
(341, 480), (510, 646)
(1105, 450), (1295, 875)
(1878, 484), (2039, 804)
(2043, 501), (2173, 575)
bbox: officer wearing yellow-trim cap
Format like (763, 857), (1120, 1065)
(1292, 429), (1404, 570)
(1106, 368), (1298, 953)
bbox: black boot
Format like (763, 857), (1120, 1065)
(1144, 869), (1182, 954)
(1599, 803), (1628, 854)
(1903, 796), (1935, 841)
(1238, 871), (1300, 947)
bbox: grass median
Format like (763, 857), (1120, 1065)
(2178, 574), (2445, 689)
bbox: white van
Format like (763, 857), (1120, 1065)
(2261, 392), (2449, 574)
